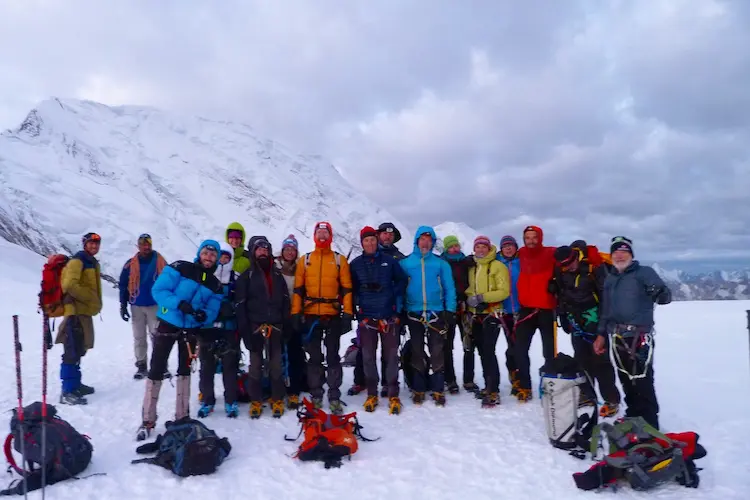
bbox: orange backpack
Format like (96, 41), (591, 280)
(39, 254), (71, 318)
(284, 398), (378, 468)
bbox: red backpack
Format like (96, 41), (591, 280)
(39, 254), (71, 318)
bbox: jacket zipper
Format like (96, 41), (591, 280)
(318, 253), (323, 316)
(421, 257), (427, 312)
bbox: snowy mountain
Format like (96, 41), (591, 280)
(433, 221), (481, 254)
(0, 98), (411, 281)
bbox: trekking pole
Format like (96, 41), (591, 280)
(41, 311), (49, 499)
(12, 316), (28, 499)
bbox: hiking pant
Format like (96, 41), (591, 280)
(359, 318), (400, 398)
(514, 307), (557, 390)
(406, 314), (446, 393)
(571, 332), (620, 405)
(471, 315), (502, 394)
(500, 313), (518, 377)
(613, 333), (659, 429)
(198, 330), (240, 406)
(462, 315), (481, 385)
(444, 314), (465, 386)
(353, 326), (388, 390)
(242, 324), (285, 402)
(131, 305), (159, 367)
(303, 316), (344, 401)
(285, 329), (306, 396)
(148, 322), (198, 380)
(60, 315), (86, 393)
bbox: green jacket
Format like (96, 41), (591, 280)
(225, 222), (251, 274)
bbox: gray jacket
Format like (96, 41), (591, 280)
(597, 260), (671, 335)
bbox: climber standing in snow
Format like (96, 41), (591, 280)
(56, 232), (103, 405)
(496, 235), (521, 396)
(118, 233), (169, 380)
(350, 226), (407, 414)
(138, 240), (223, 440)
(439, 235), (472, 394)
(595, 236), (671, 429)
(236, 237), (291, 418)
(514, 225), (558, 402)
(464, 236), (510, 407)
(276, 234), (306, 409)
(225, 222), (251, 274)
(400, 226), (457, 406)
(292, 222), (354, 415)
(196, 242), (242, 419)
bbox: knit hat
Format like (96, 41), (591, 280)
(82, 232), (101, 247)
(360, 226), (378, 243)
(473, 235), (491, 249)
(227, 230), (243, 239)
(554, 246), (576, 267)
(500, 235), (518, 249)
(282, 234), (298, 250)
(443, 235), (460, 250)
(610, 236), (634, 256)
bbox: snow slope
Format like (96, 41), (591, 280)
(433, 221), (481, 254)
(0, 98), (411, 279)
(1, 242), (748, 499)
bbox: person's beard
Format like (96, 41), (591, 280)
(257, 255), (271, 270)
(613, 259), (631, 273)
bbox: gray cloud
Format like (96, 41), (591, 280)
(1, 0), (748, 264)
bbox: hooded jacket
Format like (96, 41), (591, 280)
(517, 225), (557, 310)
(497, 252), (521, 314)
(400, 226), (457, 314)
(291, 223), (354, 317)
(235, 238), (291, 330)
(225, 222), (251, 274)
(465, 245), (510, 314)
(350, 249), (407, 319)
(61, 250), (102, 317)
(213, 241), (239, 330)
(152, 240), (224, 329)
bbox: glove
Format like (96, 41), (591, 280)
(178, 301), (194, 314)
(291, 313), (303, 332)
(120, 303), (130, 322)
(466, 294), (484, 308)
(192, 309), (207, 324)
(341, 313), (354, 334)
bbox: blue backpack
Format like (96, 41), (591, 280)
(132, 417), (231, 477)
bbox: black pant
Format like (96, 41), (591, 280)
(148, 322), (198, 380)
(500, 313), (517, 376)
(285, 329), (306, 396)
(444, 315), (465, 385)
(471, 315), (502, 393)
(406, 315), (446, 393)
(514, 307), (557, 389)
(571, 332), (620, 405)
(303, 316), (343, 401)
(198, 330), (240, 405)
(613, 335), (659, 428)
(242, 324), (285, 402)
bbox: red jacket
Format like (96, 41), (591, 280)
(517, 226), (557, 310)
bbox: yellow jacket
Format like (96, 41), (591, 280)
(292, 248), (353, 316)
(465, 245), (510, 314)
(61, 252), (103, 317)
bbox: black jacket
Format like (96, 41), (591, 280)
(551, 260), (609, 315)
(235, 263), (290, 332)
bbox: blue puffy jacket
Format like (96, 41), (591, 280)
(497, 254), (521, 314)
(350, 250), (407, 319)
(400, 226), (457, 314)
(152, 240), (224, 329)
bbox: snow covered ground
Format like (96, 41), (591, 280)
(1, 239), (748, 499)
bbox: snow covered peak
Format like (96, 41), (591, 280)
(0, 97), (409, 279)
(433, 221), (481, 253)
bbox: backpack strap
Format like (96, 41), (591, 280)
(3, 433), (25, 476)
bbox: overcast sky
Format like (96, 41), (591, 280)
(1, 0), (748, 266)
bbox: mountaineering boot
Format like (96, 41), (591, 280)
(412, 392), (425, 405)
(60, 392), (87, 405)
(175, 375), (191, 419)
(134, 362), (148, 380)
(136, 421), (155, 441)
(364, 395), (379, 412)
(225, 402), (239, 418)
(347, 384), (365, 396)
(481, 392), (500, 408)
(432, 392), (446, 407)
(516, 388), (532, 402)
(312, 397), (323, 409)
(474, 388), (488, 400)
(380, 386), (388, 398)
(599, 402), (620, 418)
(509, 370), (520, 396)
(463, 382), (480, 394)
(76, 383), (95, 396)
(446, 381), (460, 395)
(287, 394), (300, 410)
(271, 400), (285, 418)
(249, 401), (263, 419)
(329, 400), (345, 416)
(388, 397), (402, 415)
(197, 403), (214, 418)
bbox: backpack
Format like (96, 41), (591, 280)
(303, 251), (342, 272)
(132, 417), (231, 477)
(284, 398), (377, 469)
(1, 402), (93, 495)
(539, 353), (598, 456)
(39, 254), (71, 318)
(341, 338), (359, 367)
(574, 417), (707, 491)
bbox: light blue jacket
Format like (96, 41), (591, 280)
(400, 226), (457, 313)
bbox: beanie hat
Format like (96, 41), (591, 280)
(360, 226), (378, 243)
(473, 235), (491, 248)
(611, 236), (634, 256)
(443, 235), (460, 250)
(82, 232), (101, 247)
(500, 235), (518, 249)
(227, 230), (243, 239)
(282, 234), (298, 250)
(554, 246), (576, 267)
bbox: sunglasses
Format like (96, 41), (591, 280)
(202, 244), (219, 253)
(138, 233), (152, 243)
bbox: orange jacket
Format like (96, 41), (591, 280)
(291, 248), (353, 316)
